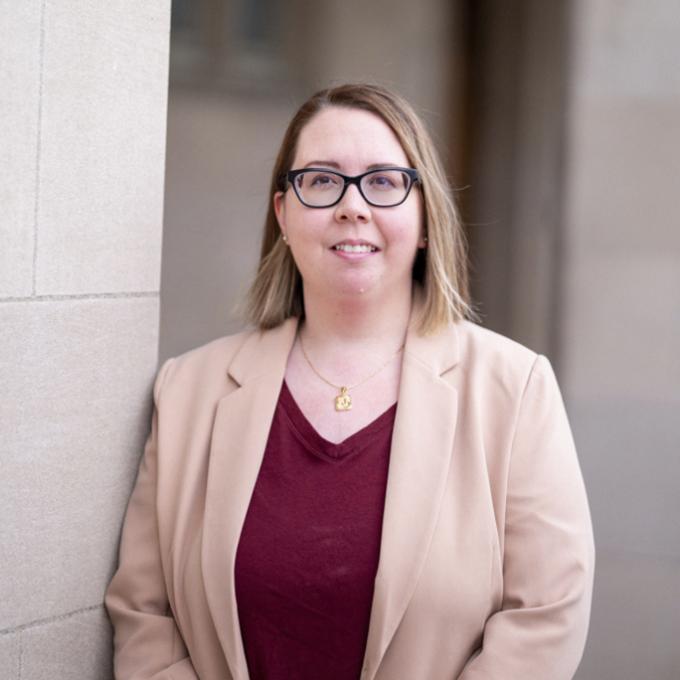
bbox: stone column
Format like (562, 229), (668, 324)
(0, 2), (170, 677)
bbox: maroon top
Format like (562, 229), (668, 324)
(234, 381), (397, 680)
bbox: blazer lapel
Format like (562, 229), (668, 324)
(201, 318), (298, 680)
(362, 315), (461, 679)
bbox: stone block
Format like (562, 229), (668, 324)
(34, 2), (170, 294)
(0, 0), (42, 297)
(0, 296), (159, 629)
(0, 632), (20, 679)
(20, 606), (113, 680)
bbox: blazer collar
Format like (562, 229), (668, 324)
(202, 290), (461, 680)
(227, 316), (299, 387)
(401, 288), (461, 377)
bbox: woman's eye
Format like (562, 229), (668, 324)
(369, 173), (398, 189)
(309, 173), (339, 188)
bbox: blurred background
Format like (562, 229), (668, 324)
(1, 1), (678, 678)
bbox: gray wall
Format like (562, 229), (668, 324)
(0, 2), (170, 677)
(565, 2), (680, 678)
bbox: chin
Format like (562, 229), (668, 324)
(332, 273), (379, 296)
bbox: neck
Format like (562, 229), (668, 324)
(300, 284), (414, 354)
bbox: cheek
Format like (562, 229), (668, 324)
(388, 211), (423, 248)
(288, 217), (324, 251)
(287, 224), (326, 273)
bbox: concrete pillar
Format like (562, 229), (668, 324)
(463, 1), (569, 355)
(0, 2), (170, 677)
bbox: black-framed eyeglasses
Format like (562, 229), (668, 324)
(285, 167), (421, 208)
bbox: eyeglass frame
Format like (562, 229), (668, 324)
(284, 166), (421, 209)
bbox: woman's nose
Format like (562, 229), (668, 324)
(334, 184), (371, 223)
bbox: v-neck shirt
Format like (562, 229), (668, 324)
(234, 381), (397, 680)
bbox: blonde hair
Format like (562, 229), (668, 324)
(244, 83), (477, 334)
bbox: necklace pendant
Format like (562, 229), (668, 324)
(335, 386), (352, 411)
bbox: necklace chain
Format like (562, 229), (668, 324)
(298, 333), (404, 411)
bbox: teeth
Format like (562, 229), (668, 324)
(333, 244), (377, 253)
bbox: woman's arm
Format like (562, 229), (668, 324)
(458, 355), (595, 680)
(105, 358), (199, 680)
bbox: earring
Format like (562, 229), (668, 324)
(282, 234), (288, 244)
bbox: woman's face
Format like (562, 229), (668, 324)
(274, 106), (425, 303)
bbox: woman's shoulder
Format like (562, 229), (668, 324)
(452, 319), (547, 393)
(456, 319), (539, 366)
(153, 326), (262, 400)
(170, 327), (256, 368)
(153, 317), (300, 401)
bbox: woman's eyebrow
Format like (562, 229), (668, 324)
(304, 160), (341, 168)
(302, 161), (402, 170)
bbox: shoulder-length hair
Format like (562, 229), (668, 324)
(244, 83), (477, 334)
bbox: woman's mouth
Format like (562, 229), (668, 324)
(332, 244), (378, 253)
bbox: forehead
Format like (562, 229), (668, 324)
(292, 106), (409, 169)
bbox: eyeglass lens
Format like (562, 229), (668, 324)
(293, 169), (413, 207)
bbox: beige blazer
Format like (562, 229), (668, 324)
(105, 304), (595, 680)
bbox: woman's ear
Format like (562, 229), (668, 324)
(274, 191), (286, 236)
(417, 203), (427, 248)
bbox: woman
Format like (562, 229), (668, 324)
(105, 84), (595, 680)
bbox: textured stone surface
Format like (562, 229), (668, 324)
(0, 297), (159, 630)
(34, 1), (170, 295)
(20, 606), (113, 680)
(0, 0), (42, 297)
(0, 633), (20, 680)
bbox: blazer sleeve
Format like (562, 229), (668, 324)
(105, 358), (199, 680)
(457, 355), (595, 680)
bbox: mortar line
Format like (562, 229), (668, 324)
(17, 627), (22, 680)
(31, 0), (47, 297)
(0, 603), (103, 637)
(0, 291), (160, 303)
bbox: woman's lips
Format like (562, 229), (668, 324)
(330, 242), (380, 260)
(332, 244), (378, 253)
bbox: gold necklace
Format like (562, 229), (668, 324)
(298, 333), (404, 412)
